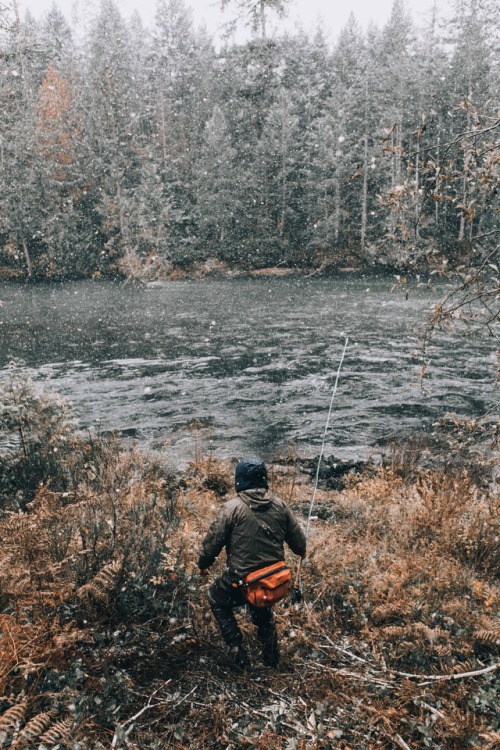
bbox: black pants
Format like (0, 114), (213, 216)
(207, 570), (275, 648)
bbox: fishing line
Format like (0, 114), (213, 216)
(293, 336), (349, 602)
(306, 336), (349, 535)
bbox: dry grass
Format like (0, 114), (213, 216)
(0, 444), (498, 750)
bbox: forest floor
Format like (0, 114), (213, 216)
(0, 436), (499, 750)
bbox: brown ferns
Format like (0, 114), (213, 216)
(11, 710), (56, 748)
(76, 558), (124, 604)
(0, 703), (27, 747)
(38, 717), (75, 747)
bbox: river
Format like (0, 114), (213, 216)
(0, 276), (497, 464)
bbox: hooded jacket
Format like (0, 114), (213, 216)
(197, 489), (306, 577)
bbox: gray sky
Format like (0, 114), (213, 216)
(19, 0), (449, 41)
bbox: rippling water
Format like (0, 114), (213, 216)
(0, 276), (497, 463)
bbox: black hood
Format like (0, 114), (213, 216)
(235, 456), (269, 493)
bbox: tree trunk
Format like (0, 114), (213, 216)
(458, 92), (472, 241)
(334, 146), (341, 244)
(280, 115), (286, 237)
(415, 125), (421, 239)
(21, 236), (32, 278)
(435, 133), (440, 229)
(12, 0), (29, 100)
(259, 0), (266, 39)
(458, 165), (467, 241)
(360, 133), (368, 253)
(160, 95), (167, 165)
(361, 81), (369, 252)
(116, 179), (131, 256)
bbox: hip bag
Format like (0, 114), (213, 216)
(240, 561), (291, 607)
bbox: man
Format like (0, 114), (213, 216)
(198, 455), (306, 671)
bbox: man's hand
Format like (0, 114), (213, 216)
(199, 568), (210, 577)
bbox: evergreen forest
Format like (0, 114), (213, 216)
(0, 3), (499, 743)
(0, 0), (498, 281)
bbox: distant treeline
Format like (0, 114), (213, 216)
(0, 0), (498, 280)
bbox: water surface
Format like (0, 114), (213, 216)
(0, 276), (496, 463)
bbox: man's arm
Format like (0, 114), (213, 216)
(284, 507), (307, 558)
(197, 507), (230, 570)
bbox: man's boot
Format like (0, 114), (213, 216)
(228, 641), (253, 672)
(258, 625), (279, 668)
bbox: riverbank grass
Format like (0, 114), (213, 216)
(0, 402), (498, 750)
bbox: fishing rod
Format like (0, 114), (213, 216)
(292, 336), (349, 604)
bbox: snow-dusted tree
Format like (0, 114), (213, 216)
(116, 156), (188, 279)
(39, 4), (74, 75)
(0, 9), (39, 277)
(212, 38), (284, 263)
(259, 87), (300, 261)
(0, 0), (15, 32)
(408, 3), (450, 241)
(305, 16), (378, 264)
(358, 24), (386, 257)
(379, 0), (418, 190)
(283, 27), (334, 262)
(196, 106), (238, 251)
(220, 0), (290, 39)
(85, 0), (144, 271)
(151, 0), (196, 172)
(149, 0), (215, 263)
(445, 0), (499, 242)
(33, 63), (84, 276)
(331, 16), (372, 253)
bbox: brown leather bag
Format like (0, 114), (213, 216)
(241, 561), (291, 607)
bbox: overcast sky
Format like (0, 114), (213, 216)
(18, 0), (449, 42)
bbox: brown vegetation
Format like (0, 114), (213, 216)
(0, 434), (498, 749)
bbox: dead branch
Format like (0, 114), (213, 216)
(394, 734), (414, 750)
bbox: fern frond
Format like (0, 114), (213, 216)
(413, 623), (445, 642)
(12, 710), (56, 748)
(52, 627), (93, 649)
(445, 707), (483, 739)
(452, 659), (477, 674)
(380, 625), (409, 639)
(76, 559), (123, 602)
(396, 679), (421, 706)
(474, 628), (500, 648)
(0, 515), (30, 545)
(0, 703), (27, 743)
(39, 717), (74, 746)
(371, 602), (411, 624)
(433, 643), (453, 658)
(478, 731), (500, 748)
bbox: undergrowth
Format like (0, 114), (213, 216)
(0, 379), (498, 750)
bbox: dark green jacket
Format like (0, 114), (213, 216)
(197, 489), (306, 577)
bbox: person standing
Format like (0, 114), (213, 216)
(198, 456), (306, 670)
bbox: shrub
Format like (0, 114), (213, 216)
(0, 366), (78, 510)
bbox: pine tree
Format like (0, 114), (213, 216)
(259, 87), (301, 263)
(283, 27), (334, 264)
(445, 0), (499, 242)
(213, 38), (283, 264)
(375, 0), (422, 265)
(33, 63), (85, 276)
(220, 0), (290, 39)
(0, 9), (39, 277)
(149, 0), (214, 264)
(196, 106), (238, 253)
(84, 0), (144, 272)
(410, 2), (450, 242)
(39, 4), (74, 74)
(305, 15), (374, 265)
